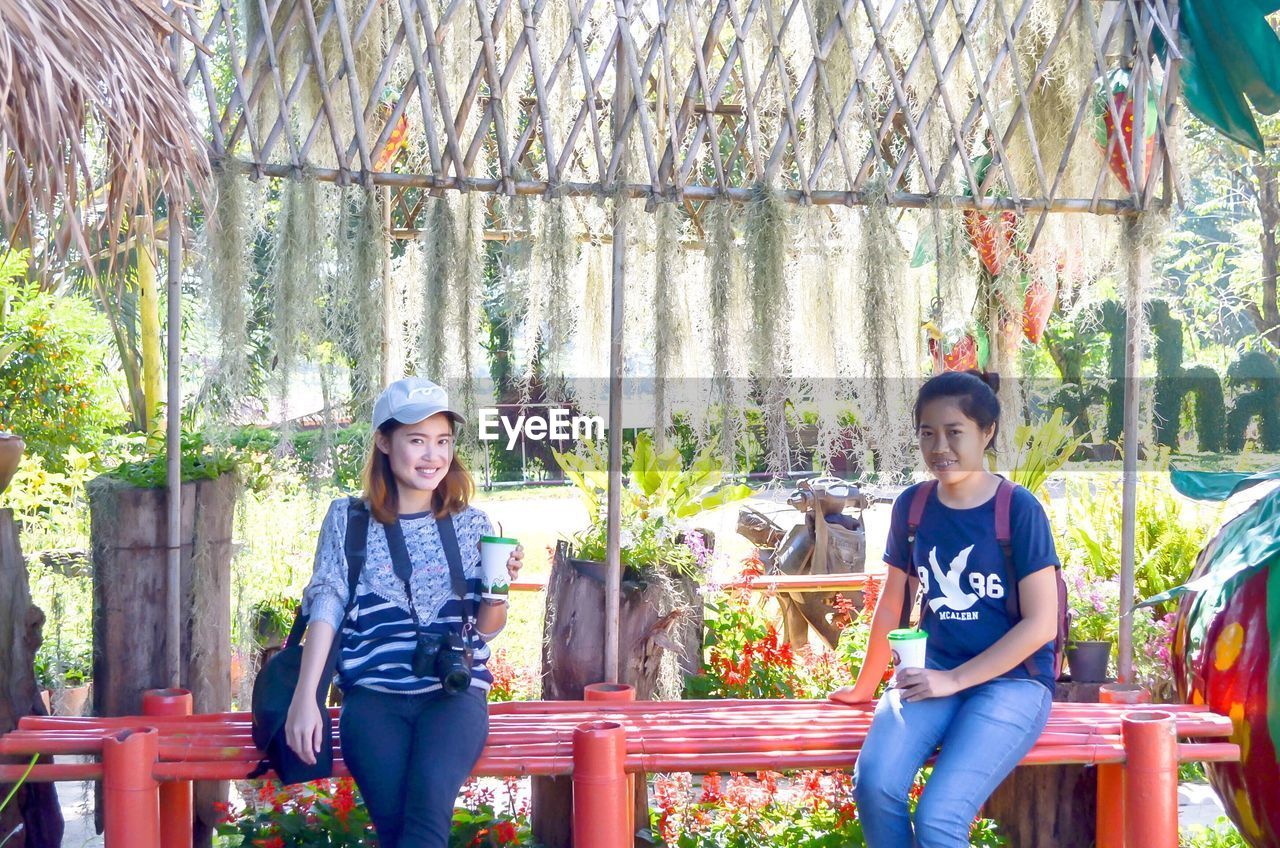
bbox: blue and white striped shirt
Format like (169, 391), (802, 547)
(301, 498), (495, 695)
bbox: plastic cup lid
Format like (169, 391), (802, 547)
(480, 535), (519, 545)
(887, 629), (928, 640)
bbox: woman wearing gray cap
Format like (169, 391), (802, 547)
(284, 377), (524, 847)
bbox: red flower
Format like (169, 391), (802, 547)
(493, 820), (518, 844)
(332, 778), (357, 822)
(253, 836), (285, 848)
(212, 800), (236, 824)
(699, 772), (723, 804)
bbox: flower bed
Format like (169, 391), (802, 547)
(649, 769), (1007, 847)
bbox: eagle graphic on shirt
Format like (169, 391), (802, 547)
(925, 545), (979, 612)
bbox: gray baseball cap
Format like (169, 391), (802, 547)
(371, 377), (465, 430)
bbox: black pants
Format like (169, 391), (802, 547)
(339, 685), (489, 848)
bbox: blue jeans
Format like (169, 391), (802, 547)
(339, 685), (489, 848)
(853, 677), (1051, 848)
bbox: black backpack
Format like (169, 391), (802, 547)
(248, 498), (368, 784)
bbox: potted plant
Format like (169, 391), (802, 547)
(250, 594), (296, 650)
(88, 431), (243, 721)
(33, 652), (52, 714)
(50, 646), (92, 717)
(1065, 563), (1117, 683)
(543, 432), (753, 699)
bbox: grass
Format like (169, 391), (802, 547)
(1180, 818), (1247, 847)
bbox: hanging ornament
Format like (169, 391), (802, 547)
(373, 86), (411, 171)
(1092, 69), (1159, 192)
(1022, 275), (1057, 344)
(963, 209), (1019, 276)
(961, 150), (1022, 276)
(924, 321), (989, 373)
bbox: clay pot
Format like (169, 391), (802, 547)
(52, 683), (91, 717)
(0, 432), (24, 494)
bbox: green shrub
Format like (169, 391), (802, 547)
(0, 268), (126, 467)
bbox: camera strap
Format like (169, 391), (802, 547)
(384, 514), (475, 632)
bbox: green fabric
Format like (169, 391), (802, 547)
(1169, 466), (1280, 501)
(1161, 0), (1280, 153)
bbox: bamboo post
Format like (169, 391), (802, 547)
(604, 0), (630, 685)
(571, 721), (630, 848)
(137, 218), (163, 428)
(1118, 215), (1144, 682)
(143, 689), (193, 848)
(166, 207), (183, 690)
(102, 727), (161, 848)
(381, 185), (395, 386)
(1122, 710), (1178, 848)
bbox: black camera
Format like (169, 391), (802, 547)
(412, 630), (474, 694)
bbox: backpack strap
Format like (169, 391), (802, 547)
(994, 478), (1017, 622)
(435, 514), (476, 628)
(344, 497), (370, 611)
(992, 480), (1053, 678)
(899, 481), (936, 629)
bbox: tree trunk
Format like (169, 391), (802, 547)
(531, 542), (703, 848)
(0, 509), (64, 848)
(88, 473), (238, 848)
(1247, 160), (1280, 351)
(983, 681), (1107, 847)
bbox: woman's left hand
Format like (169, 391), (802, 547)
(895, 668), (961, 702)
(506, 545), (524, 581)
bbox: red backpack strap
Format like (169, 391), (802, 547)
(899, 482), (936, 629)
(994, 479), (1019, 620)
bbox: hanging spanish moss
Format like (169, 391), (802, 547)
(205, 166), (255, 411)
(269, 177), (321, 443)
(455, 191), (486, 430)
(418, 195), (457, 380)
(744, 183), (791, 477)
(501, 193), (537, 392)
(705, 202), (745, 467)
(796, 207), (843, 469)
(342, 187), (385, 417)
(858, 195), (915, 482)
(535, 195), (576, 391)
(652, 202), (684, 449)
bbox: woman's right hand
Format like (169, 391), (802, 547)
(285, 694), (325, 765)
(828, 683), (875, 706)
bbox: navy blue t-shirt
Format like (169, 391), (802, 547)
(884, 481), (1060, 691)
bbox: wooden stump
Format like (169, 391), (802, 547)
(88, 474), (238, 848)
(532, 542), (704, 848)
(0, 509), (64, 848)
(984, 681), (1106, 847)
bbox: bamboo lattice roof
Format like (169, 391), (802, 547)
(183, 0), (1182, 232)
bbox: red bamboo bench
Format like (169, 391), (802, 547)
(0, 691), (1237, 848)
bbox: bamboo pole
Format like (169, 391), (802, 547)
(1118, 216), (1143, 683)
(136, 218), (163, 428)
(166, 207), (183, 689)
(381, 185), (394, 386)
(213, 156), (1152, 214)
(604, 0), (630, 685)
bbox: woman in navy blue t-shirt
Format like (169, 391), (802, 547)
(830, 370), (1060, 848)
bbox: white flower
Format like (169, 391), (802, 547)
(619, 529), (636, 549)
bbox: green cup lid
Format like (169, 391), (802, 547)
(888, 629), (927, 640)
(480, 535), (519, 545)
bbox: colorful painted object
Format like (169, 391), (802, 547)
(1159, 474), (1280, 846)
(1022, 277), (1056, 344)
(374, 114), (410, 171)
(923, 321), (989, 373)
(1092, 69), (1159, 192)
(962, 209), (1019, 277)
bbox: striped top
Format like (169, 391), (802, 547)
(301, 497), (495, 695)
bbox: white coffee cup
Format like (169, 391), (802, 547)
(479, 535), (518, 600)
(887, 628), (928, 670)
